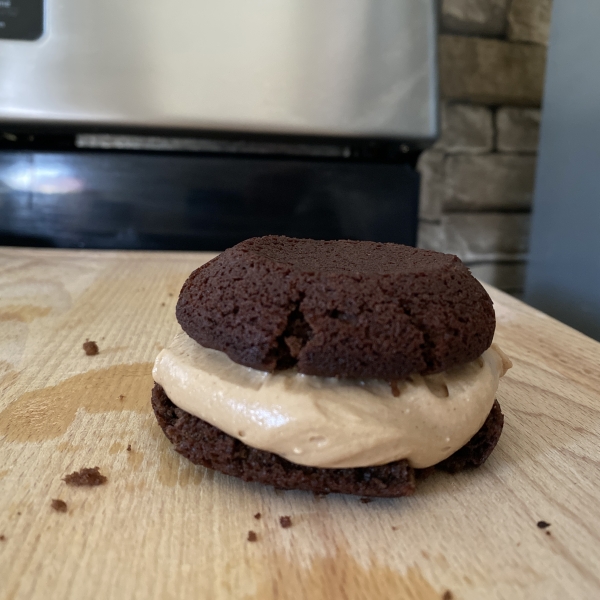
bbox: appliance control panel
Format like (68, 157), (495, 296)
(0, 0), (437, 142)
(0, 0), (43, 40)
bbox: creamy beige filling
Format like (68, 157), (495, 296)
(153, 332), (511, 469)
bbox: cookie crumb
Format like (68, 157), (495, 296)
(247, 531), (258, 542)
(360, 497), (373, 504)
(279, 516), (292, 528)
(537, 521), (551, 529)
(51, 499), (68, 513)
(442, 591), (453, 600)
(17, 512), (21, 516)
(160, 302), (166, 307)
(83, 340), (99, 356)
(546, 531), (551, 536)
(127, 444), (132, 452)
(63, 467), (107, 487)
(254, 512), (261, 520)
(391, 526), (398, 531)
(0, 535), (5, 541)
(118, 395), (125, 402)
(390, 380), (401, 397)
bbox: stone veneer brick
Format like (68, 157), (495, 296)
(418, 1), (551, 294)
(468, 262), (527, 292)
(441, 0), (510, 37)
(439, 35), (547, 106)
(418, 213), (531, 263)
(508, 0), (553, 45)
(444, 154), (537, 211)
(416, 150), (445, 222)
(433, 104), (494, 154)
(496, 107), (541, 153)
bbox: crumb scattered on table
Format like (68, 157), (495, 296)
(118, 395), (125, 402)
(442, 591), (453, 600)
(360, 497), (373, 504)
(63, 467), (107, 487)
(254, 512), (261, 520)
(279, 516), (292, 529)
(127, 444), (132, 452)
(247, 531), (258, 542)
(83, 340), (99, 356)
(160, 302), (166, 307)
(0, 535), (5, 541)
(51, 499), (68, 513)
(390, 380), (401, 397)
(537, 521), (551, 529)
(546, 531), (551, 536)
(391, 526), (398, 531)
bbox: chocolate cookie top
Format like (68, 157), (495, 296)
(176, 236), (495, 379)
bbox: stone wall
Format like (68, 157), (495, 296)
(417, 0), (552, 295)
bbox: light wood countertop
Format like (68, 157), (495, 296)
(0, 247), (599, 600)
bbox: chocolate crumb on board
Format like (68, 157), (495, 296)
(247, 531), (258, 542)
(254, 512), (261, 520)
(442, 591), (453, 600)
(546, 531), (551, 536)
(279, 516), (292, 529)
(51, 499), (68, 513)
(118, 395), (125, 402)
(63, 467), (107, 487)
(390, 380), (401, 397)
(82, 340), (99, 356)
(161, 302), (166, 307)
(127, 444), (132, 452)
(0, 535), (5, 541)
(537, 521), (551, 529)
(360, 497), (373, 504)
(391, 526), (398, 531)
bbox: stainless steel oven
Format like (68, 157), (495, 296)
(0, 0), (438, 249)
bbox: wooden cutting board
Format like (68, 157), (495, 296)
(0, 247), (599, 600)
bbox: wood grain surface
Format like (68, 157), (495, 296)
(0, 247), (599, 600)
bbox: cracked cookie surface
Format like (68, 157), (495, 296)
(176, 236), (495, 379)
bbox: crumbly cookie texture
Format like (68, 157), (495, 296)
(176, 236), (495, 379)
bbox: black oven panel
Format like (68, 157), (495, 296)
(0, 150), (419, 251)
(0, 0), (43, 41)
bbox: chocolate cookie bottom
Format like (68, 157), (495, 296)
(151, 383), (504, 498)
